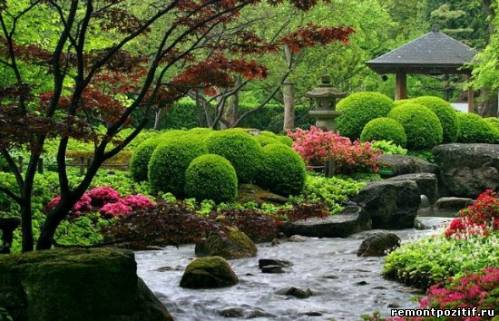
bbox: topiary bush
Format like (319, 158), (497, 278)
(388, 103), (443, 149)
(360, 117), (407, 147)
(148, 137), (207, 195)
(411, 96), (459, 143)
(206, 130), (262, 183)
(257, 144), (306, 196)
(184, 154), (238, 203)
(456, 112), (496, 143)
(336, 92), (394, 139)
(129, 138), (161, 182)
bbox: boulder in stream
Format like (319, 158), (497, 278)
(357, 232), (401, 257)
(259, 259), (292, 274)
(352, 180), (420, 229)
(433, 143), (499, 197)
(180, 256), (238, 289)
(276, 287), (313, 299)
(434, 197), (474, 214)
(0, 248), (173, 321)
(195, 226), (257, 259)
(279, 206), (371, 238)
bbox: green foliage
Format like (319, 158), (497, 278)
(456, 112), (496, 143)
(388, 103), (443, 149)
(411, 96), (459, 143)
(360, 117), (407, 147)
(383, 233), (499, 288)
(206, 130), (262, 183)
(129, 138), (161, 182)
(484, 117), (499, 143)
(336, 92), (394, 139)
(185, 154), (238, 203)
(257, 144), (306, 196)
(370, 140), (407, 155)
(148, 137), (207, 195)
(301, 174), (365, 213)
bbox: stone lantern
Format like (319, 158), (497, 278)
(306, 75), (345, 131)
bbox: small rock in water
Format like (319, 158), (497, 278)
(246, 309), (275, 319)
(219, 307), (245, 318)
(259, 259), (292, 273)
(322, 274), (339, 279)
(288, 235), (307, 242)
(388, 303), (401, 308)
(271, 238), (280, 246)
(357, 232), (401, 257)
(303, 312), (323, 317)
(355, 281), (368, 286)
(156, 266), (173, 272)
(276, 287), (313, 299)
(261, 265), (284, 273)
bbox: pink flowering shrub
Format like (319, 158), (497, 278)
(389, 267), (499, 321)
(287, 126), (381, 173)
(45, 186), (155, 219)
(445, 190), (499, 239)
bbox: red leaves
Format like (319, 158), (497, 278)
(281, 24), (354, 53)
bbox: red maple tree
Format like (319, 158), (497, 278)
(0, 0), (353, 251)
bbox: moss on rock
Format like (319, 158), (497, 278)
(180, 256), (238, 289)
(195, 227), (257, 259)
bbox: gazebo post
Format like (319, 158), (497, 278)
(467, 88), (475, 113)
(395, 72), (407, 100)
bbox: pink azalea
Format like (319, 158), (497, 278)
(122, 194), (155, 210)
(88, 186), (121, 207)
(100, 201), (132, 218)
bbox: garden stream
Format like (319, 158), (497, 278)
(136, 225), (442, 321)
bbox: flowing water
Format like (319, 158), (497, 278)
(136, 228), (439, 321)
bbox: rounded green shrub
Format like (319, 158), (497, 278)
(484, 117), (499, 143)
(148, 137), (207, 195)
(388, 103), (443, 149)
(336, 92), (394, 139)
(185, 154), (238, 203)
(412, 96), (459, 142)
(456, 113), (496, 143)
(255, 135), (281, 146)
(277, 135), (293, 146)
(257, 144), (306, 196)
(393, 99), (413, 108)
(360, 117), (407, 147)
(129, 138), (161, 182)
(206, 131), (262, 183)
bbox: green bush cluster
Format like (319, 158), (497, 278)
(370, 140), (407, 155)
(457, 112), (496, 143)
(388, 103), (443, 149)
(184, 154), (238, 203)
(360, 117), (407, 147)
(383, 233), (499, 288)
(206, 130), (262, 183)
(129, 138), (161, 182)
(484, 117), (499, 143)
(257, 144), (306, 196)
(411, 96), (460, 143)
(336, 92), (394, 139)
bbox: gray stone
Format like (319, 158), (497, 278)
(0, 248), (173, 321)
(379, 154), (438, 177)
(435, 197), (474, 213)
(279, 206), (371, 238)
(276, 287), (313, 299)
(433, 144), (499, 198)
(219, 307), (245, 318)
(352, 180), (420, 229)
(357, 232), (401, 257)
(415, 217), (453, 230)
(386, 173), (439, 204)
(195, 227), (257, 259)
(180, 256), (238, 289)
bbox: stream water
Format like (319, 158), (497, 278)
(136, 228), (439, 321)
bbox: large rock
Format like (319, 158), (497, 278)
(180, 256), (238, 289)
(357, 232), (400, 257)
(433, 144), (499, 198)
(0, 248), (172, 321)
(237, 184), (288, 204)
(379, 154), (438, 177)
(386, 173), (439, 204)
(435, 197), (474, 214)
(195, 227), (257, 259)
(352, 180), (420, 229)
(279, 206), (371, 238)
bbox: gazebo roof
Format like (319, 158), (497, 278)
(367, 31), (476, 75)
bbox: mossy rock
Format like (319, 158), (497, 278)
(195, 227), (257, 259)
(0, 248), (172, 321)
(180, 256), (238, 289)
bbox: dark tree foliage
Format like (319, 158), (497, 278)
(0, 0), (353, 251)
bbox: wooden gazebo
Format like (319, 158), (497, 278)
(367, 29), (476, 111)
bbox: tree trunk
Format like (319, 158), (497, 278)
(224, 79), (240, 127)
(282, 45), (295, 131)
(20, 202), (34, 252)
(153, 108), (163, 130)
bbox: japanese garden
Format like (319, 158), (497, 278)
(0, 1), (498, 321)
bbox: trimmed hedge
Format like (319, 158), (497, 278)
(456, 113), (496, 144)
(336, 92), (394, 139)
(484, 117), (499, 143)
(129, 138), (161, 182)
(184, 154), (238, 203)
(360, 117), (407, 147)
(206, 131), (262, 183)
(148, 137), (207, 195)
(388, 103), (443, 149)
(412, 96), (459, 143)
(257, 144), (306, 196)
